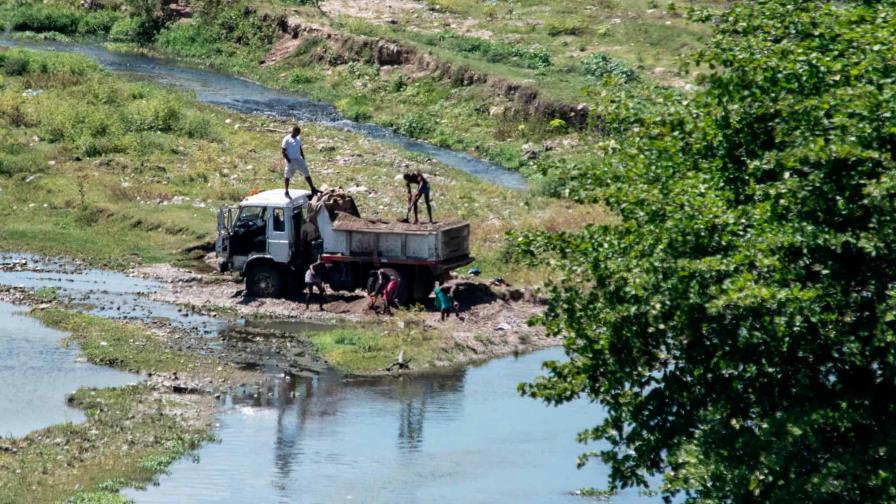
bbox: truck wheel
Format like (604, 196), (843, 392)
(246, 263), (283, 298)
(395, 267), (418, 305)
(417, 271), (435, 302)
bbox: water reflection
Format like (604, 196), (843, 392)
(127, 349), (658, 503)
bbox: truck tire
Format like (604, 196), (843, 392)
(395, 267), (415, 305)
(246, 262), (283, 298)
(416, 270), (436, 302)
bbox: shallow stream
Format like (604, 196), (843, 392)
(0, 254), (658, 501)
(0, 301), (138, 438)
(0, 37), (528, 190)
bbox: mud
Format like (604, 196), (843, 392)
(135, 262), (556, 373)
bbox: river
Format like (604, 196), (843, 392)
(0, 254), (660, 502)
(0, 36), (528, 190)
(0, 301), (138, 438)
(124, 347), (656, 504)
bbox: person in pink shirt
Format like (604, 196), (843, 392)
(381, 275), (401, 315)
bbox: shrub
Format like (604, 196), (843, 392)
(10, 5), (81, 35)
(109, 16), (159, 44)
(581, 52), (638, 83)
(77, 10), (121, 35)
(156, 23), (222, 59)
(336, 95), (372, 122)
(0, 152), (42, 177)
(214, 7), (277, 48)
(0, 93), (31, 127)
(396, 113), (435, 138)
(124, 95), (184, 133)
(2, 56), (30, 77)
(546, 19), (586, 36)
(288, 69), (320, 86)
(177, 111), (213, 139)
(76, 136), (124, 157)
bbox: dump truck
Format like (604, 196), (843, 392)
(215, 189), (474, 302)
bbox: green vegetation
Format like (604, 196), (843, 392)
(1, 2), (121, 37)
(33, 286), (59, 302)
(519, 1), (896, 501)
(0, 48), (605, 282)
(310, 317), (450, 373)
(0, 385), (213, 504)
(32, 308), (247, 379)
(1, 0), (721, 174)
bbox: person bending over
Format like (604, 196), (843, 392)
(403, 171), (432, 224)
(304, 261), (327, 310)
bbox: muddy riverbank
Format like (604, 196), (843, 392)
(0, 253), (555, 377)
(136, 262), (555, 375)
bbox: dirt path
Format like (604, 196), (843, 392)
(320, 0), (425, 23)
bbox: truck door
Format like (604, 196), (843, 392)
(215, 207), (232, 257)
(268, 207), (291, 263)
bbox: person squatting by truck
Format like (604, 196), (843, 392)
(435, 284), (462, 321)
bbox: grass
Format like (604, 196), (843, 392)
(0, 48), (611, 283)
(310, 314), (452, 373)
(1, 0), (717, 175)
(31, 308), (248, 380)
(0, 385), (214, 504)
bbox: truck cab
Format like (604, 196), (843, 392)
(216, 189), (316, 297)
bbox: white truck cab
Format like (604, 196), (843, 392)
(216, 189), (316, 296)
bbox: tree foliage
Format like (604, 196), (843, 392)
(519, 1), (896, 501)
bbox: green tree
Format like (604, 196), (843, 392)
(519, 1), (896, 501)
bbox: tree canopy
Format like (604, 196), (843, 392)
(519, 0), (896, 501)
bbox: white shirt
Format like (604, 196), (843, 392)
(282, 134), (303, 161)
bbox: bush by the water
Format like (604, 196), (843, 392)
(3, 3), (121, 36)
(521, 1), (896, 501)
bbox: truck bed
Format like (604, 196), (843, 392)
(323, 213), (471, 262)
(332, 214), (465, 234)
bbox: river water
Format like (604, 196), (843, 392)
(0, 260), (660, 501)
(0, 301), (138, 438)
(0, 254), (227, 336)
(0, 37), (528, 190)
(125, 347), (656, 504)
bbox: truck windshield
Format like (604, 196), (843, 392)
(236, 206), (267, 226)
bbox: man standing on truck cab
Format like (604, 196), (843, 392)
(282, 125), (319, 199)
(404, 171), (433, 224)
